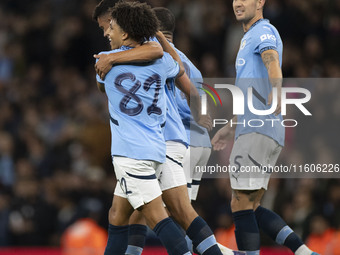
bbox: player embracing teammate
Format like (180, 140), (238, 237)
(93, 1), (242, 255)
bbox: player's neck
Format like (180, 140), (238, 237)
(242, 13), (263, 33)
(123, 39), (140, 48)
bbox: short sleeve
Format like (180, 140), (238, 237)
(95, 57), (104, 83)
(254, 25), (278, 55)
(96, 73), (104, 83)
(164, 53), (180, 79)
(94, 50), (119, 83)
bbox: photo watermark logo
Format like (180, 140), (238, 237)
(199, 82), (223, 115)
(200, 84), (312, 128)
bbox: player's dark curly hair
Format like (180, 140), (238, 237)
(92, 0), (119, 21)
(153, 7), (175, 34)
(111, 1), (159, 44)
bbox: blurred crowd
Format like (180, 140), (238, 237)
(0, 0), (339, 253)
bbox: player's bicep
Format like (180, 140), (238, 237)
(261, 49), (279, 68)
(139, 41), (164, 60)
(143, 41), (163, 53)
(261, 50), (281, 73)
(175, 73), (191, 96)
(109, 42), (163, 64)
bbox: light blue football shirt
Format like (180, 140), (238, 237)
(148, 37), (188, 147)
(235, 19), (285, 146)
(96, 46), (179, 163)
(174, 48), (211, 148)
(163, 78), (188, 147)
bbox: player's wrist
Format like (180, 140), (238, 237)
(108, 54), (117, 65)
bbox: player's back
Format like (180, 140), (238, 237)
(148, 37), (188, 146)
(174, 47), (211, 148)
(97, 46), (179, 163)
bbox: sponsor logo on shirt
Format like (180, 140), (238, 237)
(260, 34), (276, 42)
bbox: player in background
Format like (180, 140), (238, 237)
(153, 7), (236, 254)
(212, 0), (319, 255)
(93, 1), (233, 255)
(153, 7), (212, 202)
(95, 2), (191, 254)
(92, 0), (164, 81)
(154, 32), (234, 255)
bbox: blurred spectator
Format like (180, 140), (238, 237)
(8, 178), (57, 245)
(0, 132), (15, 188)
(61, 218), (107, 255)
(0, 191), (10, 246)
(306, 215), (336, 255)
(0, 0), (339, 249)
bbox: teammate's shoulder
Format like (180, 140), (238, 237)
(162, 51), (176, 63)
(155, 52), (178, 72)
(251, 19), (281, 45)
(174, 47), (188, 61)
(96, 49), (121, 55)
(254, 19), (278, 34)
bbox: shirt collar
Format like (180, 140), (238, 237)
(245, 18), (269, 34)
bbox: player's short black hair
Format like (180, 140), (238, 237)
(111, 1), (159, 43)
(153, 7), (175, 34)
(92, 0), (119, 21)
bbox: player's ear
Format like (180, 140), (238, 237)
(122, 32), (128, 41)
(257, 0), (265, 10)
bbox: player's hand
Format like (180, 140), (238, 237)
(94, 54), (113, 80)
(197, 114), (212, 131)
(211, 125), (233, 151)
(268, 86), (281, 116)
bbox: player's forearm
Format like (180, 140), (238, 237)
(156, 31), (185, 77)
(261, 49), (282, 114)
(176, 73), (201, 121)
(189, 91), (201, 122)
(267, 66), (282, 89)
(261, 49), (282, 89)
(109, 42), (163, 64)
